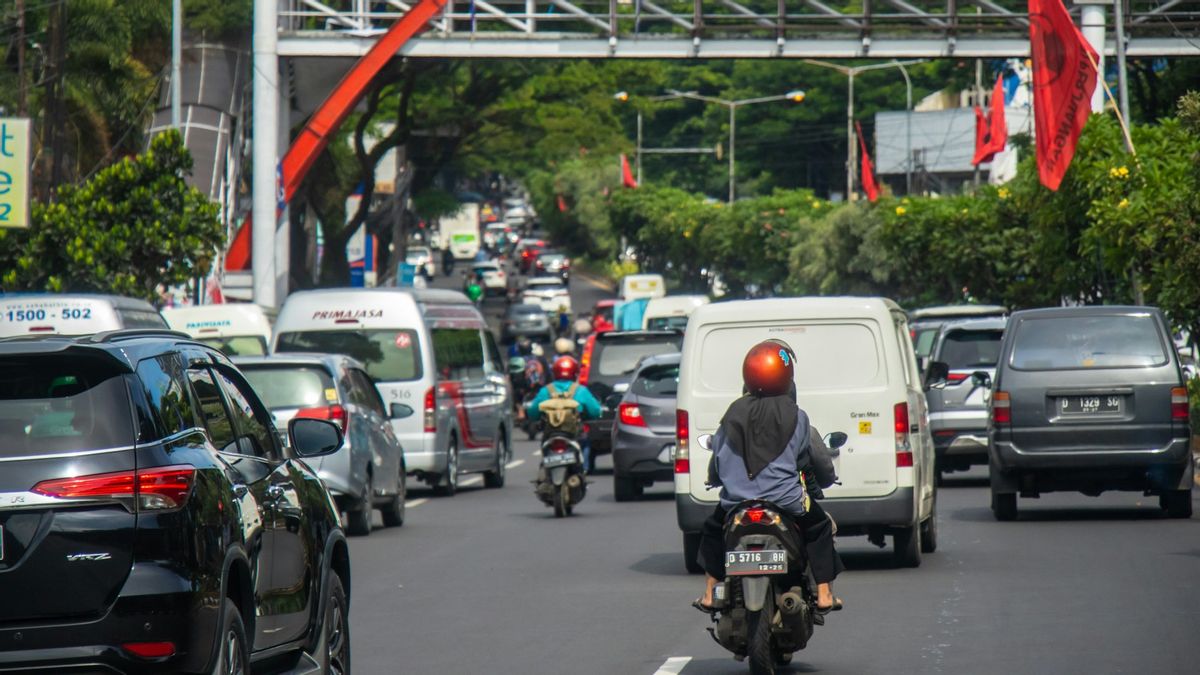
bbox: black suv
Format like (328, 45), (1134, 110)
(0, 330), (351, 674)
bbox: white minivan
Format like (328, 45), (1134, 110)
(642, 294), (710, 331)
(0, 293), (166, 337)
(271, 287), (513, 496)
(620, 273), (666, 301)
(162, 303), (275, 356)
(674, 297), (937, 571)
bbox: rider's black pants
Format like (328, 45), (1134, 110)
(698, 501), (844, 584)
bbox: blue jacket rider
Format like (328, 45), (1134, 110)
(525, 356), (602, 468)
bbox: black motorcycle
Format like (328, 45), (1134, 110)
(534, 434), (587, 517)
(697, 432), (846, 675)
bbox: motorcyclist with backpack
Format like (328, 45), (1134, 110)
(525, 355), (601, 471)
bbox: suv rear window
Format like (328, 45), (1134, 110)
(242, 366), (336, 410)
(1010, 315), (1168, 370)
(0, 355), (135, 456)
(594, 337), (682, 378)
(277, 330), (422, 382)
(938, 329), (1003, 370)
(632, 363), (679, 397)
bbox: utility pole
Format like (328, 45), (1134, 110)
(728, 104), (737, 204)
(15, 0), (26, 116)
(45, 0), (68, 193)
(1114, 0), (1132, 125)
(172, 0), (183, 129)
(973, 59), (983, 188)
(846, 72), (855, 201)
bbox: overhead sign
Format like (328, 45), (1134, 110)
(0, 118), (31, 228)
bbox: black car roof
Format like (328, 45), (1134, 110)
(1009, 305), (1163, 320)
(0, 329), (221, 371)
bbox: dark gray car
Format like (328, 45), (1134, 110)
(611, 353), (680, 501)
(988, 306), (1193, 520)
(924, 317), (1007, 478)
(501, 303), (552, 343)
(584, 330), (684, 461)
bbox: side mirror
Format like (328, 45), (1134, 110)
(825, 431), (848, 449)
(390, 403), (415, 420)
(971, 371), (992, 389)
(696, 433), (714, 451)
(288, 418), (343, 458)
(924, 361), (950, 389)
(604, 393), (624, 410)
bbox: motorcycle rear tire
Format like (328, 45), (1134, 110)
(553, 485), (567, 518)
(746, 590), (776, 675)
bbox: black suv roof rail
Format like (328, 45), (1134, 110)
(86, 328), (193, 344)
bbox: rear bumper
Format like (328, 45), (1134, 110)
(396, 431), (446, 475)
(822, 488), (917, 529)
(588, 417), (614, 454)
(676, 493), (715, 534)
(0, 567), (216, 674)
(991, 436), (1191, 471)
(990, 436), (1193, 492)
(935, 433), (989, 466)
(612, 427), (674, 481)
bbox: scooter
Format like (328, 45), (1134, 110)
(534, 434), (587, 517)
(696, 432), (846, 675)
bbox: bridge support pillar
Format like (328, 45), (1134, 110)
(1079, 2), (1107, 113)
(252, 0), (280, 307)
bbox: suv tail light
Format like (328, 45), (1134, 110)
(894, 402), (913, 468)
(618, 402), (646, 427)
(33, 465), (196, 512)
(991, 391), (1011, 425)
(675, 409), (690, 474)
(122, 642), (176, 659)
(296, 404), (348, 431)
(579, 334), (597, 385)
(423, 387), (437, 433)
(1171, 387), (1189, 420)
(947, 372), (969, 384)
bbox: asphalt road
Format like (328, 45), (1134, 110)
(344, 254), (1200, 675)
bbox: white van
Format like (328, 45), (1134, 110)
(674, 297), (937, 571)
(271, 288), (512, 496)
(162, 304), (275, 356)
(642, 294), (710, 331)
(442, 203), (482, 261)
(620, 273), (666, 301)
(0, 294), (166, 337)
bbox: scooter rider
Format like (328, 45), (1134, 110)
(695, 340), (844, 614)
(526, 356), (601, 470)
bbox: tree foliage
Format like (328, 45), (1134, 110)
(0, 131), (223, 302)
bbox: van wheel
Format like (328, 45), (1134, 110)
(484, 436), (507, 488)
(613, 475), (642, 502)
(433, 438), (459, 497)
(991, 491), (1018, 521)
(920, 496), (938, 553)
(346, 473), (373, 536)
(381, 466), (406, 527)
(210, 598), (248, 675)
(893, 523), (922, 568)
(1160, 490), (1193, 519)
(683, 532), (704, 575)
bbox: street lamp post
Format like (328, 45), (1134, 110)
(803, 59), (924, 200)
(615, 91), (731, 186)
(666, 89), (806, 204)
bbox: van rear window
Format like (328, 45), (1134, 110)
(1010, 315), (1167, 370)
(701, 323), (883, 392)
(0, 355), (135, 456)
(276, 330), (422, 382)
(938, 329), (1003, 370)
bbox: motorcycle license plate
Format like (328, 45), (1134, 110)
(542, 452), (577, 467)
(725, 549), (788, 576)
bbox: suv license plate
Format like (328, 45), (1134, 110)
(725, 550), (788, 576)
(1059, 395), (1123, 415)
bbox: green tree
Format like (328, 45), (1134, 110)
(0, 131), (223, 302)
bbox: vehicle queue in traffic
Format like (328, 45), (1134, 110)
(0, 199), (1193, 673)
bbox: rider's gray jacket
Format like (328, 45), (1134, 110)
(706, 410), (837, 516)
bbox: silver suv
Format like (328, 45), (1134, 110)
(923, 317), (1007, 479)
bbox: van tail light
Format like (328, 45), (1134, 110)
(1171, 387), (1189, 420)
(675, 409), (690, 474)
(579, 334), (597, 385)
(991, 391), (1011, 425)
(296, 404), (348, 431)
(894, 402), (913, 468)
(618, 402), (646, 427)
(423, 387), (437, 433)
(33, 465), (196, 512)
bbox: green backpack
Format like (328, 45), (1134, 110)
(538, 383), (582, 436)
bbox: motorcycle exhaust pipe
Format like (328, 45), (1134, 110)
(566, 474), (582, 489)
(779, 591), (805, 616)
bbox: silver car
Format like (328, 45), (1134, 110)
(923, 317), (1007, 479)
(611, 353), (681, 502)
(236, 353), (407, 536)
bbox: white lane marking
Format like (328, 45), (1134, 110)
(505, 459), (526, 469)
(531, 449), (541, 456)
(404, 498), (428, 508)
(653, 656), (692, 674)
(461, 476), (483, 487)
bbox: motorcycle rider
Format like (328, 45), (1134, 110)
(525, 355), (601, 470)
(695, 340), (844, 614)
(553, 336), (576, 358)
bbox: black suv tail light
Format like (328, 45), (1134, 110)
(33, 465), (196, 512)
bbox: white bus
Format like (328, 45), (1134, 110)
(442, 203), (481, 261)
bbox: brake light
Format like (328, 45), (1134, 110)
(296, 404), (348, 431)
(947, 372), (969, 383)
(746, 508), (765, 523)
(122, 642), (176, 659)
(675, 409), (690, 474)
(1171, 387), (1189, 420)
(33, 465), (196, 511)
(894, 402), (913, 468)
(548, 438), (570, 453)
(424, 387), (437, 433)
(934, 429), (957, 437)
(618, 402), (646, 427)
(579, 334), (597, 385)
(991, 391), (1011, 425)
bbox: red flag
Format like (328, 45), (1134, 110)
(855, 121), (879, 203)
(987, 74), (1008, 157)
(556, 194), (568, 213)
(620, 154), (638, 188)
(971, 105), (994, 166)
(1029, 0), (1099, 190)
